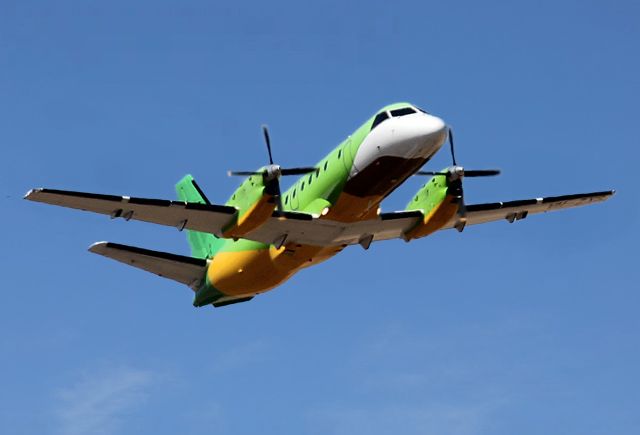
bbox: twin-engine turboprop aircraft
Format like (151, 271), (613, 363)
(26, 103), (614, 308)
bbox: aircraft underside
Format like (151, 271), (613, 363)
(25, 102), (614, 308)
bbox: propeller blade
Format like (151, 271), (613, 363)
(280, 167), (318, 176)
(448, 128), (457, 166)
(272, 183), (284, 214)
(415, 171), (448, 176)
(262, 125), (274, 165)
(231, 125), (316, 215)
(415, 169), (501, 177)
(228, 170), (264, 177)
(463, 169), (501, 177)
(275, 195), (284, 214)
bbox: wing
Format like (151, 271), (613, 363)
(244, 210), (423, 247)
(25, 187), (416, 247)
(26, 187), (330, 243)
(26, 188), (614, 248)
(26, 188), (238, 235)
(252, 190), (615, 246)
(89, 241), (208, 289)
(440, 190), (615, 229)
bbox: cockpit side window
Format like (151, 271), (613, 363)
(371, 111), (389, 131)
(390, 107), (417, 117)
(415, 106), (429, 114)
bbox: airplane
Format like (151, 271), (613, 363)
(25, 102), (614, 308)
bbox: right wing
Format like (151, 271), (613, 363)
(26, 188), (238, 235)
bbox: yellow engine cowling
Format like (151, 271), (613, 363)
(222, 174), (277, 239)
(403, 173), (460, 241)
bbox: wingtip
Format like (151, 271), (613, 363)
(88, 241), (109, 254)
(23, 188), (42, 200)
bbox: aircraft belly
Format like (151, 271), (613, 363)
(344, 155), (427, 197)
(324, 156), (427, 222)
(207, 244), (341, 296)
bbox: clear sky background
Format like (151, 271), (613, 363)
(1, 1), (638, 434)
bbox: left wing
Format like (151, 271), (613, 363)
(439, 190), (615, 230)
(248, 191), (615, 246)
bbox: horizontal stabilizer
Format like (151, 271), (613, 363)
(89, 242), (208, 289)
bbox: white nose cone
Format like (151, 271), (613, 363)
(377, 112), (448, 159)
(350, 111), (449, 177)
(420, 115), (447, 141)
(399, 114), (448, 156)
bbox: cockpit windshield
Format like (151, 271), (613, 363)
(370, 106), (421, 132)
(390, 107), (417, 117)
(371, 111), (389, 130)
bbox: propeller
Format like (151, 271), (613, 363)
(228, 125), (317, 214)
(415, 127), (501, 230)
(416, 169), (501, 177)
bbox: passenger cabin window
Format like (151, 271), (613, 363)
(390, 107), (417, 117)
(371, 112), (389, 130)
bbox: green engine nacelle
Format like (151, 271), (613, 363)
(403, 170), (459, 240)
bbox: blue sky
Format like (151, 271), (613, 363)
(1, 1), (638, 434)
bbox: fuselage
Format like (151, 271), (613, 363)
(201, 103), (448, 302)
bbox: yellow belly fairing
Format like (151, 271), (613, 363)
(209, 191), (385, 296)
(323, 192), (383, 222)
(208, 244), (344, 296)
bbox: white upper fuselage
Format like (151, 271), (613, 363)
(350, 109), (448, 179)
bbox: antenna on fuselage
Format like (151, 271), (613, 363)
(227, 125), (318, 215)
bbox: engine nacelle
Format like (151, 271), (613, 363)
(222, 173), (276, 239)
(403, 172), (460, 241)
